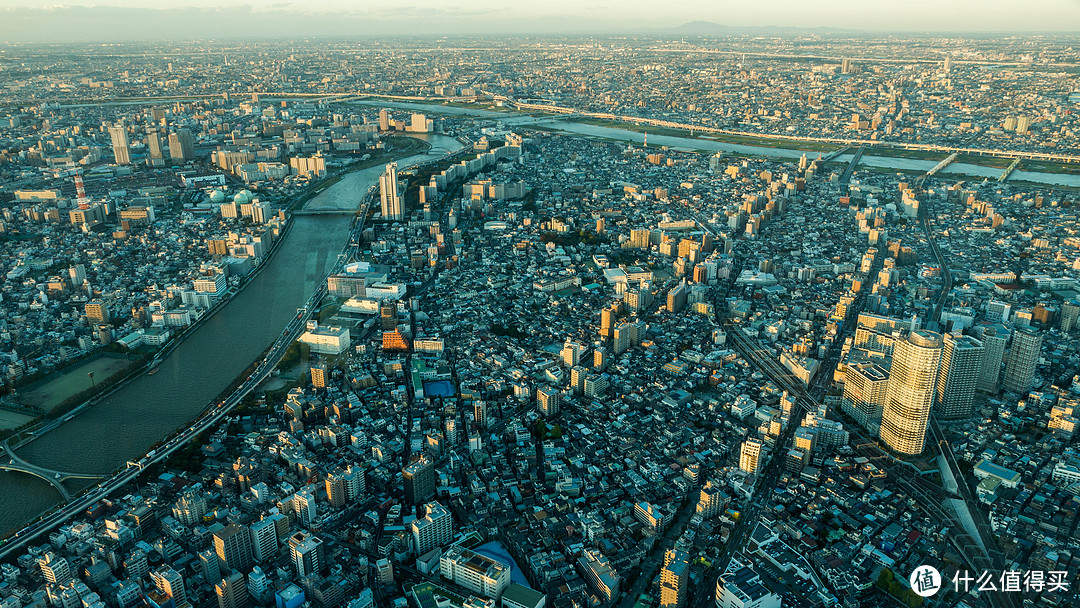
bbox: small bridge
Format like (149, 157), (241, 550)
(1, 442), (103, 501)
(998, 158), (1021, 182)
(818, 145), (850, 163)
(915, 152), (958, 187)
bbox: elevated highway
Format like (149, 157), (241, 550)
(1, 442), (103, 501)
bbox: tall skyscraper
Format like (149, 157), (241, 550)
(147, 130), (164, 160)
(379, 108), (391, 131)
(1004, 327), (1042, 395)
(738, 439), (763, 474)
(288, 532), (324, 578)
(169, 128), (195, 161)
(152, 567), (187, 607)
(842, 362), (890, 434)
(975, 326), (1008, 393)
(659, 549), (690, 608)
(249, 517), (279, 564)
(1061, 300), (1080, 333)
(325, 465), (365, 508)
(403, 456), (436, 504)
(537, 387), (560, 418)
(935, 335), (984, 419)
(109, 125), (132, 165)
(215, 571), (248, 608)
(380, 163), (403, 220)
(213, 524), (254, 574)
(880, 330), (943, 456)
(410, 501), (453, 556)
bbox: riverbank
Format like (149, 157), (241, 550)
(0, 137), (429, 443)
(294, 136), (431, 211)
(567, 117), (840, 153)
(0, 133), (463, 538)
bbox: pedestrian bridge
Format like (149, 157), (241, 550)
(1, 442), (104, 501)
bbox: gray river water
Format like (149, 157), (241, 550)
(0, 134), (462, 536)
(355, 99), (1080, 188)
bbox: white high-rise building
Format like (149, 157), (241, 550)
(440, 545), (510, 599)
(880, 330), (943, 456)
(249, 516), (279, 563)
(380, 163), (403, 220)
(935, 335), (984, 419)
(292, 488), (317, 526)
(152, 566), (187, 606)
(738, 439), (763, 474)
(410, 501), (453, 556)
(39, 553), (71, 584)
(841, 362), (890, 434)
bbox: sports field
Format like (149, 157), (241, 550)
(0, 410), (34, 430)
(17, 356), (134, 413)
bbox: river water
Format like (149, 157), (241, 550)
(0, 134), (462, 536)
(356, 99), (1080, 188)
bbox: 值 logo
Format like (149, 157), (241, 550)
(910, 565), (942, 597)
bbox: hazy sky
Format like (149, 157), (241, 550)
(1, 0), (1079, 42)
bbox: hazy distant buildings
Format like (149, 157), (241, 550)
(169, 128), (195, 161)
(109, 125), (131, 165)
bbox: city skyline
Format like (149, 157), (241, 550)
(0, 24), (1078, 608)
(1, 1), (1080, 42)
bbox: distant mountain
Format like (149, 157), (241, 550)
(671, 20), (851, 35)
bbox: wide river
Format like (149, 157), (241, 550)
(355, 99), (1080, 188)
(0, 134), (462, 536)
